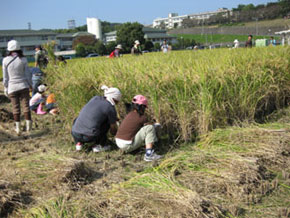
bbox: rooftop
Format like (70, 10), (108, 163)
(0, 29), (57, 36)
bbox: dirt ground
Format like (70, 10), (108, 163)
(0, 82), (289, 218)
(0, 82), (152, 217)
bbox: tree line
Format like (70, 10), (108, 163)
(182, 0), (289, 28)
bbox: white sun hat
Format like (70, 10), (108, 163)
(115, 44), (122, 49)
(7, 40), (20, 51)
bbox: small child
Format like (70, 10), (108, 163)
(115, 95), (162, 161)
(46, 93), (59, 115)
(29, 84), (47, 114)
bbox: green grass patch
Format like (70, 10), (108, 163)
(171, 34), (277, 44)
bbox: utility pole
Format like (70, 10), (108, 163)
(255, 18), (258, 35)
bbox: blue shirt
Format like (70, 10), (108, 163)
(72, 96), (117, 136)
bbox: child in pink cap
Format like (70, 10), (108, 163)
(115, 95), (162, 161)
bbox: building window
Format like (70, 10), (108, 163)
(42, 36), (48, 40)
(0, 37), (5, 42)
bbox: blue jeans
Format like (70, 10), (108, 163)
(32, 76), (43, 96)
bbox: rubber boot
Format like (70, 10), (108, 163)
(37, 104), (47, 115)
(26, 120), (32, 132)
(15, 122), (21, 135)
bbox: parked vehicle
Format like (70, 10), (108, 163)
(86, 53), (99, 58)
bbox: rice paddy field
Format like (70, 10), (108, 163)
(48, 46), (290, 141)
(0, 46), (289, 218)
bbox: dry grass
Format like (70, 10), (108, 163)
(20, 108), (290, 218)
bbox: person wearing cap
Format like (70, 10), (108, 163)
(29, 84), (47, 114)
(34, 45), (48, 69)
(2, 40), (33, 134)
(71, 85), (122, 152)
(109, 44), (122, 58)
(115, 95), (162, 161)
(131, 40), (142, 55)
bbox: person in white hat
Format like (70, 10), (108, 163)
(29, 84), (47, 114)
(109, 44), (122, 58)
(71, 85), (122, 152)
(2, 40), (33, 135)
(131, 40), (142, 55)
(233, 39), (240, 48)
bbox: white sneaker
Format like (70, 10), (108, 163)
(92, 145), (111, 153)
(75, 142), (82, 151)
(144, 150), (162, 162)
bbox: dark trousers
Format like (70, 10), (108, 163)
(71, 121), (110, 145)
(9, 88), (31, 121)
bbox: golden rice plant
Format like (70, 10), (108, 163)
(46, 46), (290, 141)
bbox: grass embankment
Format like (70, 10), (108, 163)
(170, 34), (277, 44)
(48, 47), (289, 141)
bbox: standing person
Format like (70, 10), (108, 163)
(115, 95), (162, 162)
(2, 40), (32, 135)
(131, 40), (142, 55)
(30, 67), (44, 96)
(34, 45), (48, 69)
(71, 85), (122, 152)
(245, 35), (253, 48)
(161, 40), (169, 53)
(269, 36), (276, 46)
(109, 44), (122, 58)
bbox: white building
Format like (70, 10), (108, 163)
(104, 27), (176, 45)
(104, 31), (117, 43)
(87, 17), (102, 40)
(153, 8), (231, 29)
(0, 30), (94, 60)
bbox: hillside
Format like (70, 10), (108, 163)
(168, 18), (290, 40)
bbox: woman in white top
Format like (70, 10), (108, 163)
(2, 40), (32, 135)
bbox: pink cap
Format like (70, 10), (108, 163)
(132, 95), (148, 106)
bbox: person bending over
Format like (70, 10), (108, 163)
(71, 85), (122, 152)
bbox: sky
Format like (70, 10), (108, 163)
(0, 0), (275, 30)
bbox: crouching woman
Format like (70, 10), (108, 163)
(71, 85), (122, 152)
(115, 95), (162, 161)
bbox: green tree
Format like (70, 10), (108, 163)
(75, 43), (87, 57)
(153, 43), (161, 51)
(94, 41), (107, 55)
(144, 41), (154, 51)
(116, 22), (144, 53)
(72, 35), (96, 49)
(279, 0), (290, 16)
(106, 42), (117, 54)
